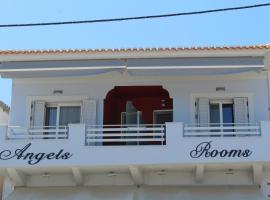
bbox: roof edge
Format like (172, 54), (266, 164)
(1, 44), (270, 55)
(0, 44), (270, 62)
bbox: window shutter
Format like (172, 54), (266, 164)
(197, 98), (210, 125)
(82, 99), (97, 125)
(30, 100), (46, 128)
(233, 97), (249, 124)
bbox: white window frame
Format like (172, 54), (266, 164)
(121, 111), (142, 126)
(26, 96), (89, 128)
(209, 99), (233, 124)
(190, 93), (254, 124)
(45, 102), (82, 128)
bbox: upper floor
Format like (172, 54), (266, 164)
(1, 45), (270, 185)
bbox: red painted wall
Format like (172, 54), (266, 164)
(104, 86), (173, 125)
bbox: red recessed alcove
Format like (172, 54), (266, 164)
(103, 86), (173, 125)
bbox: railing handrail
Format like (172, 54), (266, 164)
(184, 122), (259, 126)
(6, 126), (69, 140)
(86, 124), (165, 127)
(86, 127), (164, 132)
(184, 126), (259, 130)
(85, 123), (166, 146)
(183, 122), (261, 137)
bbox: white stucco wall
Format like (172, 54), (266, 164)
(8, 72), (269, 127)
(2, 72), (270, 200)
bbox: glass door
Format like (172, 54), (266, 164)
(45, 104), (81, 138)
(209, 99), (234, 132)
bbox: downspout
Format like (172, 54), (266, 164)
(267, 71), (270, 120)
(265, 52), (270, 120)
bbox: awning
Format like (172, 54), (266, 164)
(0, 60), (126, 78)
(7, 186), (261, 200)
(127, 57), (264, 76)
(0, 57), (264, 78)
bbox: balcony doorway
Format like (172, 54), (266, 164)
(104, 86), (173, 125)
(103, 86), (173, 145)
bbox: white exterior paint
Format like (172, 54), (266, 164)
(8, 73), (269, 127)
(0, 122), (269, 167)
(1, 50), (270, 199)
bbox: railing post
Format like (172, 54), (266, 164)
(68, 124), (86, 146)
(162, 124), (165, 145)
(165, 122), (183, 147)
(260, 121), (270, 138)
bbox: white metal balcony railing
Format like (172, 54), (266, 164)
(4, 123), (261, 142)
(6, 126), (69, 140)
(183, 123), (261, 137)
(85, 124), (166, 146)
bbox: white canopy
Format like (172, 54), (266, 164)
(0, 57), (264, 78)
(127, 57), (264, 76)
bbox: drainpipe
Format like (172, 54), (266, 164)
(267, 71), (270, 120)
(265, 52), (270, 120)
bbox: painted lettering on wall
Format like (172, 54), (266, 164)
(0, 143), (72, 165)
(190, 141), (252, 158)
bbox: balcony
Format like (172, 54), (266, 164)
(0, 122), (269, 168)
(6, 126), (69, 140)
(183, 123), (260, 137)
(85, 124), (166, 146)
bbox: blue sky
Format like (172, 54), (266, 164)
(0, 0), (270, 105)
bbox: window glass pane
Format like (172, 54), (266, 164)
(59, 106), (81, 126)
(45, 107), (57, 127)
(210, 104), (220, 124)
(154, 111), (173, 124)
(125, 101), (142, 125)
(222, 104), (234, 124)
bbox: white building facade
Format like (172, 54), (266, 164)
(0, 45), (270, 199)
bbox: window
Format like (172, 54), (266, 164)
(209, 99), (234, 124)
(45, 107), (57, 127)
(209, 99), (234, 133)
(30, 99), (96, 129)
(45, 104), (81, 128)
(196, 97), (249, 125)
(121, 111), (143, 126)
(153, 110), (173, 124)
(121, 101), (143, 126)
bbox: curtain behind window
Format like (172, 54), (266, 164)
(45, 107), (57, 127)
(59, 106), (81, 126)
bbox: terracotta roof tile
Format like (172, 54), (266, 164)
(0, 44), (269, 55)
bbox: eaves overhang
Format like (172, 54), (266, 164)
(0, 44), (269, 62)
